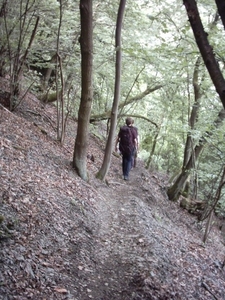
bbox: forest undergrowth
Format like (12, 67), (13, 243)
(0, 88), (225, 299)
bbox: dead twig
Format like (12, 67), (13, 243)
(0, 103), (10, 112)
(201, 280), (219, 300)
(25, 109), (41, 116)
(26, 109), (56, 130)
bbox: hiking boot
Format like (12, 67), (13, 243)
(124, 176), (129, 181)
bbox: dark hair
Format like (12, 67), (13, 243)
(125, 117), (133, 126)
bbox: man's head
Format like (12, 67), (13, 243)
(125, 117), (133, 126)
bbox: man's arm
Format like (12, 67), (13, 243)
(115, 135), (120, 151)
(136, 134), (139, 151)
(134, 138), (137, 150)
(131, 127), (138, 150)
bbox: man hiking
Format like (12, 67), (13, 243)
(115, 117), (137, 180)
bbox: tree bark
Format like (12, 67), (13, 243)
(215, 0), (225, 30)
(10, 14), (39, 110)
(202, 165), (225, 243)
(146, 129), (160, 169)
(167, 57), (203, 201)
(183, 57), (202, 177)
(167, 143), (204, 201)
(168, 1), (225, 201)
(167, 108), (225, 201)
(183, 0), (225, 109)
(73, 0), (93, 181)
(96, 0), (126, 181)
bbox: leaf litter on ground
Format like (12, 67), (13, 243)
(0, 88), (225, 300)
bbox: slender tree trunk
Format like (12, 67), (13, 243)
(73, 0), (93, 181)
(7, 0), (38, 110)
(200, 165), (225, 222)
(202, 165), (225, 243)
(146, 129), (160, 169)
(56, 0), (65, 144)
(96, 0), (126, 181)
(203, 210), (214, 243)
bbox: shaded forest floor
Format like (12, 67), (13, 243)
(0, 86), (225, 299)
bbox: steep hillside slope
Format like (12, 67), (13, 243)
(0, 93), (225, 300)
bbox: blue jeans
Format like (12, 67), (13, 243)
(122, 152), (133, 178)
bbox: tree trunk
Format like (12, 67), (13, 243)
(202, 165), (225, 243)
(168, 109), (225, 201)
(73, 0), (93, 181)
(56, 1), (65, 144)
(168, 4), (224, 201)
(10, 13), (39, 110)
(146, 129), (160, 169)
(215, 0), (225, 30)
(40, 54), (57, 92)
(183, 57), (202, 168)
(200, 165), (225, 222)
(96, 0), (126, 181)
(167, 56), (203, 201)
(183, 0), (225, 109)
(167, 143), (204, 201)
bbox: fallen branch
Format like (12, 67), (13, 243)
(201, 280), (219, 300)
(33, 122), (48, 135)
(26, 109), (56, 130)
(0, 103), (10, 112)
(13, 145), (27, 152)
(25, 109), (41, 116)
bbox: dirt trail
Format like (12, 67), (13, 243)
(69, 164), (225, 300)
(1, 95), (225, 300)
(72, 167), (159, 299)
